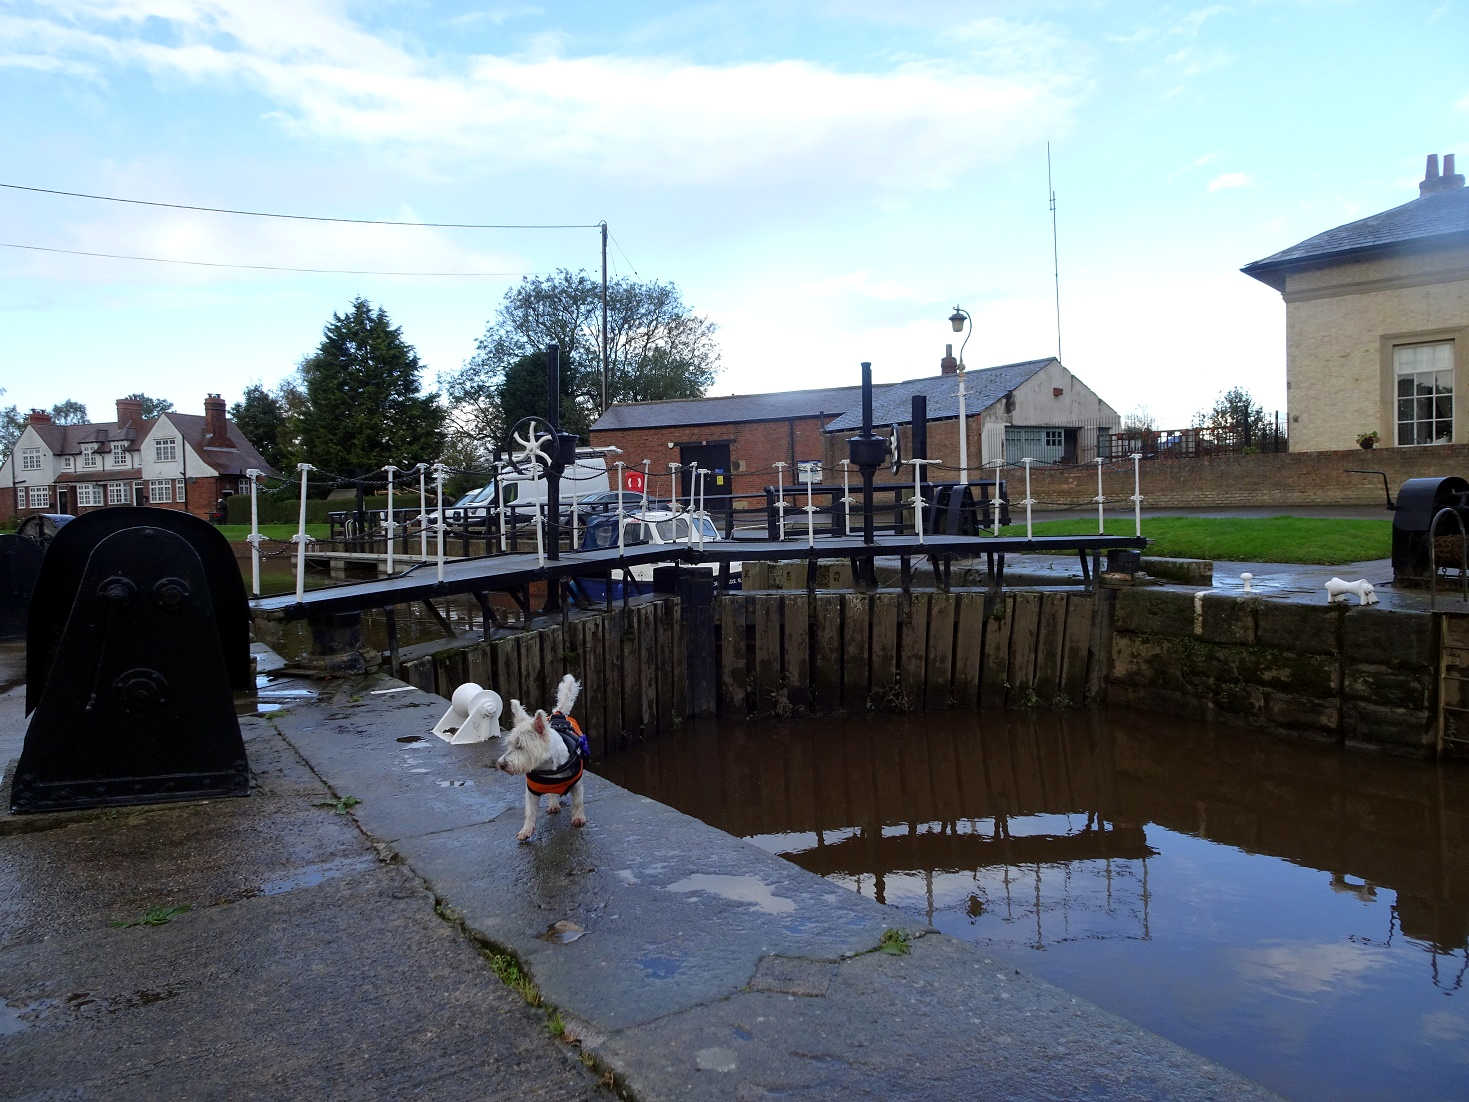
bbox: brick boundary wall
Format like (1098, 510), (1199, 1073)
(1025, 445), (1469, 511)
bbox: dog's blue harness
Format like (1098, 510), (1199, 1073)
(525, 712), (589, 797)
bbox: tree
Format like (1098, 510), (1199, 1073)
(296, 298), (445, 480)
(1121, 405), (1157, 433)
(1194, 386), (1269, 447)
(445, 269), (720, 448)
(123, 392), (173, 419)
(49, 399), (88, 425)
(0, 390), (23, 458)
(229, 383), (288, 470)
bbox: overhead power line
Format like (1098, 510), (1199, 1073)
(1, 241), (522, 277)
(0, 182), (600, 230)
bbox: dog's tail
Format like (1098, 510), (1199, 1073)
(555, 673), (581, 717)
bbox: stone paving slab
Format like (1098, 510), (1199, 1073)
(0, 702), (604, 1101)
(266, 680), (1281, 1101)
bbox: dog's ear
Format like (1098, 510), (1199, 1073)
(532, 710), (550, 737)
(509, 699), (531, 725)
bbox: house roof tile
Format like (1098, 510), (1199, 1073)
(1242, 187), (1469, 290)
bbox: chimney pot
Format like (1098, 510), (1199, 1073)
(27, 409), (52, 425)
(1422, 151), (1465, 195)
(115, 396), (143, 426)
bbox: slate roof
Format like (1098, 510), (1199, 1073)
(1242, 187), (1469, 291)
(591, 358), (1059, 434)
(590, 384), (864, 431)
(822, 359), (1057, 432)
(19, 412), (274, 477)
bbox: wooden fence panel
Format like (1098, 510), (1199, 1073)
(842, 594), (870, 711)
(783, 593), (810, 711)
(1033, 593), (1067, 706)
(952, 593), (985, 710)
(812, 594), (843, 711)
(1007, 592), (1041, 707)
(753, 595), (781, 714)
(870, 593), (899, 708)
(926, 593), (956, 710)
(718, 595), (748, 716)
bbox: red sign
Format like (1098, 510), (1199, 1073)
(623, 470), (646, 493)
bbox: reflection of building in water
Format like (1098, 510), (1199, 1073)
(596, 709), (1469, 972)
(779, 812), (1153, 947)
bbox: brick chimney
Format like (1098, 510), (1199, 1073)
(1420, 152), (1465, 196)
(27, 409), (52, 425)
(203, 393), (228, 446)
(940, 343), (959, 376)
(115, 396), (143, 427)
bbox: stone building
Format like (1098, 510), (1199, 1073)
(587, 353), (1118, 509)
(0, 394), (275, 525)
(1243, 152), (1469, 452)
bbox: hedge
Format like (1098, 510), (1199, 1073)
(225, 493), (338, 526)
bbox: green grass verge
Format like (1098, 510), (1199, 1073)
(216, 523), (330, 541)
(996, 516), (1391, 565)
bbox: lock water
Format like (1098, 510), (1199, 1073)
(597, 709), (1469, 1101)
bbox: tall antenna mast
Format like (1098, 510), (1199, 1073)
(1048, 141), (1062, 363)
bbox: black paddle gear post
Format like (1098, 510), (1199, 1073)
(11, 507), (251, 814)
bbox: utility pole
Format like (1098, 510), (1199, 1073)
(601, 220), (609, 414)
(1048, 142), (1062, 363)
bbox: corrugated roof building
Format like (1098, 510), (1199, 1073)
(588, 349), (1119, 509)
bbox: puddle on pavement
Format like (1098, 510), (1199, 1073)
(598, 708), (1469, 1102)
(259, 855), (377, 897)
(396, 735), (426, 744)
(238, 675), (319, 716)
(663, 873), (796, 915)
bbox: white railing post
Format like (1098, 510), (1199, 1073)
(415, 461), (428, 559)
(1094, 458), (1105, 535)
(804, 469), (816, 548)
(773, 461), (787, 540)
(614, 462), (626, 554)
(292, 463), (315, 603)
(1130, 452), (1143, 537)
(640, 459), (651, 511)
(245, 468), (262, 597)
(495, 458), (508, 553)
(840, 458), (852, 537)
(383, 464), (398, 574)
(685, 464), (699, 512)
(697, 468), (708, 548)
(907, 458), (940, 544)
(533, 499), (545, 567)
(992, 460), (1003, 536)
(569, 459), (580, 550)
(1021, 457), (1035, 539)
(668, 461), (682, 514)
(432, 462), (446, 582)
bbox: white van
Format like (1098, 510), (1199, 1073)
(444, 451), (610, 525)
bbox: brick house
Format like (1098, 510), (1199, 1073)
(588, 352), (1118, 508)
(1243, 152), (1469, 452)
(0, 394), (275, 525)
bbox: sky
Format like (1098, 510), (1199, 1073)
(2, 0), (1467, 435)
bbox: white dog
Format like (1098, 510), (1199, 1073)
(495, 674), (589, 842)
(1325, 577), (1378, 606)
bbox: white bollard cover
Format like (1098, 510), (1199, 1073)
(431, 682), (505, 744)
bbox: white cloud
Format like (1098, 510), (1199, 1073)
(1208, 171), (1252, 192)
(5, 1), (1079, 193)
(1235, 942), (1389, 998)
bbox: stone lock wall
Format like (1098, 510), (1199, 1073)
(1106, 588), (1436, 754)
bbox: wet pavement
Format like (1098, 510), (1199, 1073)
(0, 664), (1277, 1100)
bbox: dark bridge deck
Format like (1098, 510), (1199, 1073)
(249, 533), (1145, 620)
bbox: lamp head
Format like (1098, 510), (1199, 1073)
(949, 307), (968, 333)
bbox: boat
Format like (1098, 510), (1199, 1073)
(573, 507), (740, 601)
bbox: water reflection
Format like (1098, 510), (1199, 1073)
(597, 709), (1469, 1100)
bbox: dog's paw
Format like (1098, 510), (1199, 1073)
(516, 827), (534, 842)
(571, 815), (587, 829)
(545, 800), (561, 815)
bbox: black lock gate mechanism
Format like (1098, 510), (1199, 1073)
(11, 507), (251, 814)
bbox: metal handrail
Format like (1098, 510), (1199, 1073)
(1427, 505), (1468, 609)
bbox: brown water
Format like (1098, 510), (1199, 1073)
(597, 710), (1469, 1101)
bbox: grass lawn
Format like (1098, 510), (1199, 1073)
(216, 523), (330, 542)
(995, 515), (1391, 565)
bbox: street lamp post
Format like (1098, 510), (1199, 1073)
(949, 306), (972, 486)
